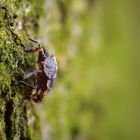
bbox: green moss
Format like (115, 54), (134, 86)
(0, 0), (44, 139)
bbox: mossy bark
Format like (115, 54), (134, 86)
(0, 0), (44, 139)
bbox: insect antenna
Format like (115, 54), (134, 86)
(28, 37), (39, 43)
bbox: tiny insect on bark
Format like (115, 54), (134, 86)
(18, 37), (58, 102)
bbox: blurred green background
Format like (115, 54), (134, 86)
(29, 0), (140, 140)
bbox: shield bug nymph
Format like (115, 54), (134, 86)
(18, 37), (58, 102)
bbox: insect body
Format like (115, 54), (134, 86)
(20, 38), (58, 102)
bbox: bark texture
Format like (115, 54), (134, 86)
(0, 0), (44, 139)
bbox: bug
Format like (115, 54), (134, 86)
(18, 37), (58, 102)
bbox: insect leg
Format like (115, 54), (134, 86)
(24, 46), (39, 52)
(17, 80), (36, 89)
(21, 39), (40, 53)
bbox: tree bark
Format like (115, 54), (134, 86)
(0, 0), (44, 139)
